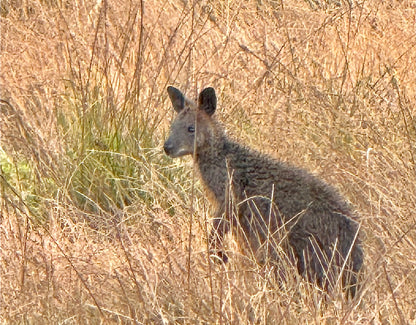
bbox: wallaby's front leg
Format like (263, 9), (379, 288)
(209, 213), (230, 263)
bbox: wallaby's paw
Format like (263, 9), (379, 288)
(210, 250), (228, 264)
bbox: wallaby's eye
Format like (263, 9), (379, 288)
(188, 126), (195, 133)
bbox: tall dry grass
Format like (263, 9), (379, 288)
(1, 0), (415, 323)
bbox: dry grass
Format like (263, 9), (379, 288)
(1, 0), (415, 323)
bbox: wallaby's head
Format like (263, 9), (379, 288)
(164, 86), (218, 158)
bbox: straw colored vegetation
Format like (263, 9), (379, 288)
(1, 0), (415, 323)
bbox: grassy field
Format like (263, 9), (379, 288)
(1, 0), (415, 323)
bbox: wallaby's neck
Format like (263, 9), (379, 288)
(196, 133), (230, 164)
(195, 133), (234, 201)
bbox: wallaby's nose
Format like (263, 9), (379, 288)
(163, 141), (173, 156)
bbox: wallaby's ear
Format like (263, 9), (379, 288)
(198, 87), (216, 116)
(167, 86), (185, 112)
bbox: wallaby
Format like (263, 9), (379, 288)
(163, 86), (363, 297)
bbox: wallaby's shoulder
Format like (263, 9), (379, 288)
(223, 138), (306, 176)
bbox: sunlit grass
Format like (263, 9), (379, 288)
(1, 0), (415, 323)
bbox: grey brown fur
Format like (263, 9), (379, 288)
(163, 86), (363, 296)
